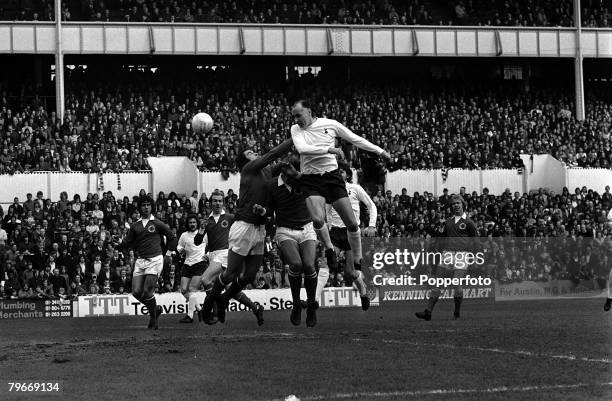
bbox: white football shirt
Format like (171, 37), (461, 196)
(177, 231), (208, 266)
(327, 183), (378, 228)
(291, 117), (383, 174)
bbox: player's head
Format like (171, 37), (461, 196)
(138, 195), (154, 217)
(186, 214), (198, 232)
(210, 190), (224, 215)
(338, 161), (352, 183)
(236, 146), (258, 171)
(292, 99), (315, 128)
(450, 194), (467, 216)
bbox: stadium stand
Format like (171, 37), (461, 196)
(1, 64), (611, 175)
(582, 0), (612, 27)
(1, 185), (610, 299)
(0, 0), (581, 26)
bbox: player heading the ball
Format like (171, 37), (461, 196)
(289, 99), (391, 310)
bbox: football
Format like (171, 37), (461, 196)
(191, 112), (214, 134)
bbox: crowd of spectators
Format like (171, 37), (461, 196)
(0, 183), (610, 300)
(582, 0), (612, 27)
(1, 66), (612, 175)
(368, 184), (612, 284)
(0, 0), (598, 27)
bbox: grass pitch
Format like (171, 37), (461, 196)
(1, 299), (610, 401)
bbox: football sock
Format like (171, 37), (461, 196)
(202, 277), (225, 316)
(211, 274), (226, 297)
(142, 295), (157, 317)
(304, 270), (318, 303)
(316, 267), (330, 303)
(188, 293), (201, 313)
(182, 291), (191, 316)
(347, 229), (363, 262)
(352, 270), (367, 297)
(427, 289), (440, 312)
(223, 277), (246, 302)
(314, 224), (333, 250)
(288, 266), (302, 305)
(454, 296), (463, 315)
(205, 288), (218, 317)
(325, 248), (338, 272)
(234, 291), (256, 310)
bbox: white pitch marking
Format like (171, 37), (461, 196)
(374, 338), (612, 365)
(269, 382), (612, 401)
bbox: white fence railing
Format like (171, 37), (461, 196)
(0, 172), (151, 203)
(385, 168), (526, 196)
(0, 157), (610, 203)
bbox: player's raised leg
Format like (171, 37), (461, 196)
(214, 251), (264, 326)
(234, 290), (264, 325)
(331, 197), (362, 267)
(315, 244), (330, 305)
(202, 140), (293, 324)
(219, 253), (264, 324)
(306, 196), (337, 272)
(201, 249), (245, 323)
(330, 197), (369, 309)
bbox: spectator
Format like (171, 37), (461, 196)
(2, 0), (581, 27)
(113, 269), (131, 293)
(0, 223), (7, 248)
(18, 283), (35, 299)
(1, 183), (610, 299)
(97, 262), (113, 287)
(71, 275), (87, 297)
(161, 268), (180, 293)
(4, 271), (21, 298)
(4, 60), (612, 173)
(50, 268), (69, 295)
(42, 278), (55, 298)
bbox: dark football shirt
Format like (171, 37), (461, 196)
(267, 175), (311, 229)
(124, 216), (177, 259)
(234, 139), (294, 225)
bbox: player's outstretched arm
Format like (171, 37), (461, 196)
(247, 138), (294, 172)
(332, 120), (391, 160)
(355, 185), (378, 236)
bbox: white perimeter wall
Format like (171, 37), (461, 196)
(0, 156), (609, 204)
